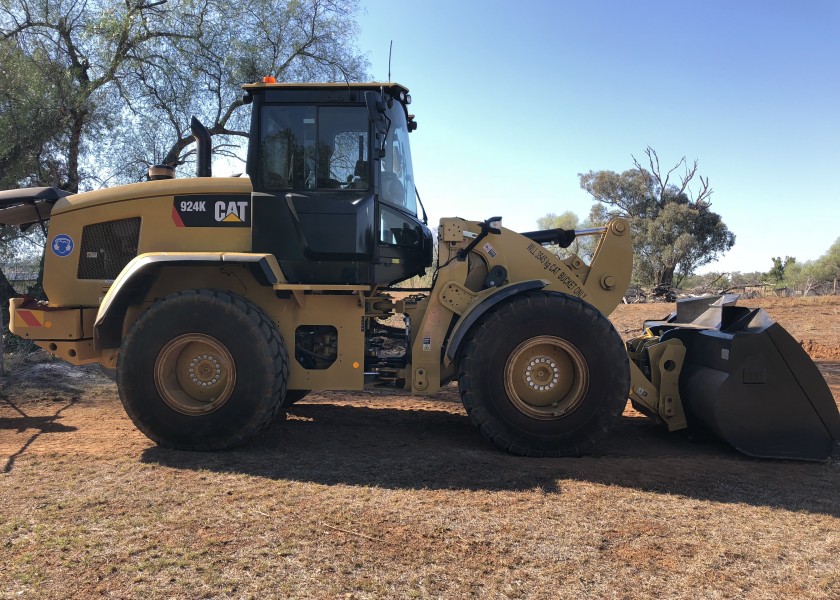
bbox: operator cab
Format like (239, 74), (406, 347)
(243, 81), (433, 285)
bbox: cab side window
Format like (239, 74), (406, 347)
(379, 204), (423, 248)
(318, 107), (370, 190)
(260, 105), (369, 191)
(260, 105), (315, 190)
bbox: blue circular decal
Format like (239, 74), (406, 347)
(51, 234), (74, 257)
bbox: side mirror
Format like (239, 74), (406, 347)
(365, 91), (388, 135)
(486, 217), (503, 234)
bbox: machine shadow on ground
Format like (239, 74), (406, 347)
(0, 396), (78, 473)
(141, 397), (840, 518)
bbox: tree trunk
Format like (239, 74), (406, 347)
(0, 266), (17, 377)
(657, 266), (675, 289)
(162, 134), (194, 168)
(31, 248), (47, 300)
(0, 266), (19, 301)
(66, 110), (87, 193)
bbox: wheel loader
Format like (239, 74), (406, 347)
(3, 81), (838, 460)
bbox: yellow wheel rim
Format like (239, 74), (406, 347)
(503, 335), (589, 420)
(154, 334), (236, 416)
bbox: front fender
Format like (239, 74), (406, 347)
(444, 280), (547, 363)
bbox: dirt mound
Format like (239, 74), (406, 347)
(800, 340), (840, 360)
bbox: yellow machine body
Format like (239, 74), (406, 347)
(6, 80), (836, 459)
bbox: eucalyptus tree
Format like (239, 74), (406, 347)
(0, 0), (369, 191)
(579, 147), (735, 288)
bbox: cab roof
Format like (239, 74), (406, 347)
(241, 81), (409, 95)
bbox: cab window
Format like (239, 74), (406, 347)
(379, 204), (423, 248)
(260, 105), (369, 191)
(379, 103), (417, 215)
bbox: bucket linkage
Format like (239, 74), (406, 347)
(627, 295), (840, 460)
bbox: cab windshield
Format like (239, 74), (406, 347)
(379, 102), (417, 216)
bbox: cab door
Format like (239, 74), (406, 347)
(250, 103), (377, 284)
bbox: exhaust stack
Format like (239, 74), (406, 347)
(190, 116), (212, 177)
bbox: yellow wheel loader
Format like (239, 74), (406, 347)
(3, 82), (838, 459)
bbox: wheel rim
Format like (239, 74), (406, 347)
(154, 333), (236, 416)
(503, 335), (589, 420)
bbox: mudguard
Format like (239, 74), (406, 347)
(93, 252), (283, 349)
(445, 280), (547, 363)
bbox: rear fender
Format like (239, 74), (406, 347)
(444, 279), (547, 364)
(94, 252), (283, 350)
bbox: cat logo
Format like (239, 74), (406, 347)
(215, 200), (249, 223)
(173, 194), (250, 227)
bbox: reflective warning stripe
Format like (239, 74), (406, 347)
(16, 310), (42, 327)
(171, 205), (185, 227)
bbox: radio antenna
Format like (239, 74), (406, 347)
(388, 40), (393, 81)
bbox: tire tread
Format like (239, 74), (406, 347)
(118, 288), (289, 450)
(457, 291), (629, 457)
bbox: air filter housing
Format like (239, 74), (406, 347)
(148, 165), (175, 180)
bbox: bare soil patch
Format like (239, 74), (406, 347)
(1, 297), (838, 599)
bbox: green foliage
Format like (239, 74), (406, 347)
(680, 270), (769, 292)
(781, 260), (819, 294)
(729, 271), (768, 287)
(814, 237), (840, 281)
(534, 211), (597, 260)
(0, 0), (370, 191)
(679, 271), (730, 292)
(764, 238), (840, 295)
(0, 38), (70, 188)
(536, 211), (579, 231)
(579, 147), (735, 288)
(768, 256), (795, 283)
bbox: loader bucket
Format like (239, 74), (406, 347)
(645, 296), (840, 460)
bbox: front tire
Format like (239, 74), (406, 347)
(458, 292), (629, 457)
(281, 389), (310, 408)
(117, 289), (289, 450)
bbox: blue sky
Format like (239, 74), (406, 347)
(356, 0), (839, 273)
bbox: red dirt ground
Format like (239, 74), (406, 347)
(1, 296), (838, 467)
(0, 296), (838, 598)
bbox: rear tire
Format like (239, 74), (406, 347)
(458, 292), (629, 457)
(117, 289), (289, 450)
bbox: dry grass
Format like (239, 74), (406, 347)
(1, 297), (839, 599)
